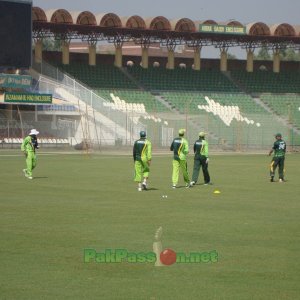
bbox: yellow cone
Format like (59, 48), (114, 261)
(213, 190), (221, 194)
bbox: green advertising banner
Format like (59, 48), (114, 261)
(199, 24), (246, 35)
(4, 92), (52, 104)
(0, 74), (32, 89)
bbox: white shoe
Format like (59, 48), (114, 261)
(138, 187), (142, 192)
(23, 169), (28, 177)
(28, 176), (33, 180)
(189, 181), (195, 187)
(279, 179), (283, 183)
(172, 184), (176, 189)
(142, 182), (147, 190)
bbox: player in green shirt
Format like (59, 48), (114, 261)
(268, 133), (286, 182)
(189, 132), (211, 186)
(170, 129), (190, 188)
(21, 129), (39, 179)
(133, 131), (152, 191)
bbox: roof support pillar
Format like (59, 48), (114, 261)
(88, 44), (96, 66)
(166, 39), (176, 70)
(34, 39), (43, 64)
(113, 36), (124, 68)
(273, 49), (280, 73)
(141, 46), (149, 69)
(62, 41), (70, 65)
(246, 49), (254, 73)
(193, 46), (202, 71)
(220, 46), (228, 72)
(167, 49), (175, 69)
(114, 45), (123, 67)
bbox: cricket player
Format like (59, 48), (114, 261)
(21, 129), (39, 179)
(133, 131), (152, 191)
(269, 133), (286, 182)
(190, 132), (211, 186)
(170, 128), (190, 188)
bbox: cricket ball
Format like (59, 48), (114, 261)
(160, 248), (177, 265)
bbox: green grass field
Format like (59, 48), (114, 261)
(0, 151), (299, 300)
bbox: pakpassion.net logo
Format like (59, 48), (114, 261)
(84, 248), (218, 265)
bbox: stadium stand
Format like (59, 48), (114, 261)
(127, 66), (240, 92)
(160, 92), (267, 115)
(230, 70), (300, 93)
(260, 93), (300, 128)
(57, 63), (138, 89)
(47, 58), (299, 149)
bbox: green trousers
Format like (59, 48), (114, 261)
(172, 159), (190, 185)
(270, 156), (285, 180)
(25, 151), (37, 177)
(134, 160), (149, 182)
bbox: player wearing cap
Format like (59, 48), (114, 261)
(268, 133), (286, 182)
(133, 131), (152, 191)
(189, 132), (211, 186)
(21, 129), (39, 179)
(170, 128), (190, 188)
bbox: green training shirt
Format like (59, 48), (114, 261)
(170, 137), (189, 160)
(272, 139), (286, 157)
(133, 138), (152, 162)
(21, 136), (36, 153)
(193, 138), (208, 159)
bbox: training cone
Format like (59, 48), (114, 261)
(213, 190), (221, 194)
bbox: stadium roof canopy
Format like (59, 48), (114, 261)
(32, 7), (300, 48)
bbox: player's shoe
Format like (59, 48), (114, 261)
(27, 176), (33, 180)
(189, 181), (195, 187)
(270, 176), (274, 182)
(204, 182), (213, 185)
(138, 187), (142, 192)
(142, 182), (148, 190)
(23, 169), (28, 177)
(172, 184), (176, 189)
(185, 183), (191, 188)
(279, 178), (284, 183)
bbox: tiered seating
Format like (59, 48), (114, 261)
(127, 66), (240, 92)
(95, 89), (169, 113)
(260, 93), (300, 127)
(57, 63), (138, 89)
(231, 70), (300, 93)
(161, 92), (266, 115)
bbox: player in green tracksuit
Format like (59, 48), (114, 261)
(170, 129), (190, 188)
(133, 131), (152, 191)
(268, 133), (286, 182)
(190, 132), (211, 186)
(21, 129), (39, 179)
